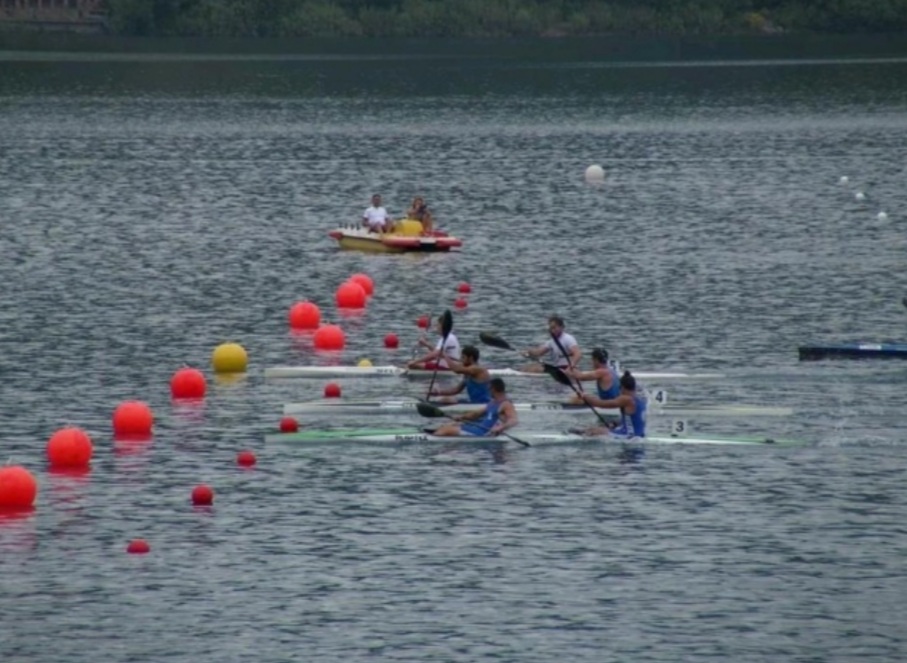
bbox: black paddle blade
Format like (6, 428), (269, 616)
(416, 402), (447, 418)
(542, 363), (573, 387)
(479, 332), (515, 351)
(440, 309), (453, 337)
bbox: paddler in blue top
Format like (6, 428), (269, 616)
(428, 345), (492, 404)
(433, 378), (519, 437)
(576, 371), (647, 438)
(565, 348), (619, 404)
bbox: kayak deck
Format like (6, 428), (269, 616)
(799, 342), (907, 360)
(264, 365), (726, 380)
(264, 427), (805, 448)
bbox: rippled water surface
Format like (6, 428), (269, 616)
(1, 44), (906, 662)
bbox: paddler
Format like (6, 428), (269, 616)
(565, 348), (619, 404)
(406, 196), (434, 234)
(428, 345), (491, 404)
(520, 315), (582, 373)
(407, 315), (462, 370)
(362, 193), (394, 233)
(573, 371), (647, 438)
(432, 378), (519, 437)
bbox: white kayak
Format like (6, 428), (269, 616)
(264, 427), (804, 447)
(282, 399), (793, 418)
(264, 365), (725, 380)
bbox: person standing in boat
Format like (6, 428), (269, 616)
(407, 315), (461, 370)
(428, 345), (491, 404)
(520, 315), (582, 373)
(433, 378), (519, 437)
(574, 371), (647, 438)
(406, 196), (434, 234)
(565, 348), (619, 404)
(362, 194), (394, 233)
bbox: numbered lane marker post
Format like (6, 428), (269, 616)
(608, 359), (622, 373)
(671, 419), (688, 437)
(652, 389), (668, 406)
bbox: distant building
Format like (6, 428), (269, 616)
(0, 0), (108, 33)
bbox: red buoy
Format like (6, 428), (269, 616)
(313, 324), (345, 350)
(171, 367), (207, 399)
(349, 273), (375, 296)
(46, 427), (93, 469)
(280, 416), (299, 433)
(113, 401), (153, 437)
(191, 484), (214, 506)
(0, 466), (38, 509)
(324, 383), (341, 398)
(457, 282), (471, 294)
(454, 298), (468, 309)
(289, 301), (321, 330)
(336, 281), (367, 309)
(237, 450), (257, 467)
(127, 539), (150, 554)
(416, 315), (430, 329)
(384, 333), (399, 349)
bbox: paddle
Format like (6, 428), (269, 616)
(542, 363), (612, 427)
(416, 401), (530, 447)
(426, 310), (453, 401)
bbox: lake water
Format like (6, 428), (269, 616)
(1, 40), (906, 662)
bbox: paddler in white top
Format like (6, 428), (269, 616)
(520, 315), (581, 374)
(407, 315), (461, 370)
(362, 194), (394, 233)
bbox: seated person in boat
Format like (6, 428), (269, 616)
(406, 196), (434, 234)
(432, 378), (518, 437)
(428, 345), (491, 404)
(362, 194), (394, 233)
(572, 371), (647, 438)
(407, 316), (461, 369)
(520, 315), (582, 374)
(565, 348), (619, 404)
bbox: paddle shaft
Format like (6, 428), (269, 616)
(426, 311), (453, 400)
(417, 402), (530, 447)
(544, 364), (612, 427)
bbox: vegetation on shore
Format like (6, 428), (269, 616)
(102, 0), (907, 38)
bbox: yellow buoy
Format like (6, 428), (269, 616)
(212, 342), (248, 373)
(358, 358), (373, 367)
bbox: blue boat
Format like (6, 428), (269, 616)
(798, 342), (907, 361)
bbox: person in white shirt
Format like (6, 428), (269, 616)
(362, 194), (394, 233)
(520, 315), (582, 373)
(407, 316), (462, 370)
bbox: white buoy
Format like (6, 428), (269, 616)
(877, 211), (888, 221)
(855, 191), (865, 201)
(585, 164), (605, 184)
(839, 176), (849, 185)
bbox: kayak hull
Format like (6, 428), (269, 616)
(328, 226), (462, 253)
(799, 342), (907, 360)
(265, 365), (725, 380)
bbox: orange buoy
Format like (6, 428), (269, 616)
(416, 315), (430, 329)
(324, 383), (341, 398)
(0, 466), (38, 509)
(113, 401), (153, 437)
(127, 539), (150, 554)
(171, 367), (206, 399)
(336, 281), (366, 309)
(457, 282), (471, 294)
(454, 298), (468, 309)
(191, 484), (214, 506)
(289, 301), (321, 330)
(349, 273), (375, 296)
(46, 427), (93, 468)
(384, 333), (399, 349)
(237, 450), (257, 467)
(313, 324), (345, 350)
(280, 417), (299, 433)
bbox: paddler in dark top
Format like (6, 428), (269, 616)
(407, 196), (434, 234)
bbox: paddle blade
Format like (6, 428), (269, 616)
(479, 332), (515, 351)
(543, 363), (573, 387)
(440, 309), (453, 338)
(416, 402), (447, 418)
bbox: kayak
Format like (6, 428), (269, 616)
(282, 399), (792, 418)
(799, 342), (907, 360)
(264, 365), (726, 380)
(264, 427), (805, 447)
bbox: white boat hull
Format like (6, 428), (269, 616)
(264, 365), (725, 380)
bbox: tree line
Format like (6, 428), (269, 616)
(103, 0), (907, 37)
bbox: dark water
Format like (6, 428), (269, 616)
(1, 42), (906, 662)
